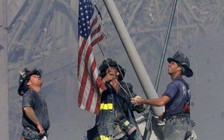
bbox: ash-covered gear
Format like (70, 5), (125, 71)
(163, 114), (195, 140)
(21, 127), (48, 140)
(21, 89), (50, 140)
(167, 51), (193, 77)
(87, 81), (145, 140)
(18, 68), (50, 140)
(99, 58), (126, 81)
(186, 130), (198, 140)
(22, 90), (50, 131)
(18, 68), (42, 96)
(162, 77), (196, 139)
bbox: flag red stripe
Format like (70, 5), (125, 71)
(78, 39), (87, 75)
(95, 90), (101, 114)
(91, 25), (102, 38)
(90, 58), (97, 77)
(91, 34), (104, 47)
(78, 68), (88, 107)
(90, 16), (98, 29)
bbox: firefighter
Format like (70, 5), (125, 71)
(87, 58), (145, 140)
(131, 51), (197, 140)
(18, 68), (50, 140)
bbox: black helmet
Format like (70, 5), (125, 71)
(99, 58), (126, 81)
(18, 68), (42, 96)
(167, 51), (193, 77)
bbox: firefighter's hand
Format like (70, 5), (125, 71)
(102, 68), (118, 83)
(37, 123), (45, 136)
(102, 74), (115, 83)
(131, 97), (144, 106)
(109, 79), (120, 92)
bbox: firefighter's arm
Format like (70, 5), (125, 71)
(131, 95), (170, 107)
(23, 106), (45, 135)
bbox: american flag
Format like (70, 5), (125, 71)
(78, 0), (105, 114)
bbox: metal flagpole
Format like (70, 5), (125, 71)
(103, 0), (164, 116)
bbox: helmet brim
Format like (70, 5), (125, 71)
(182, 65), (193, 77)
(167, 57), (180, 64)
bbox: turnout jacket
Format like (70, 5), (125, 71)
(91, 81), (145, 140)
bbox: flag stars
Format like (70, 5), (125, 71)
(78, 0), (95, 38)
